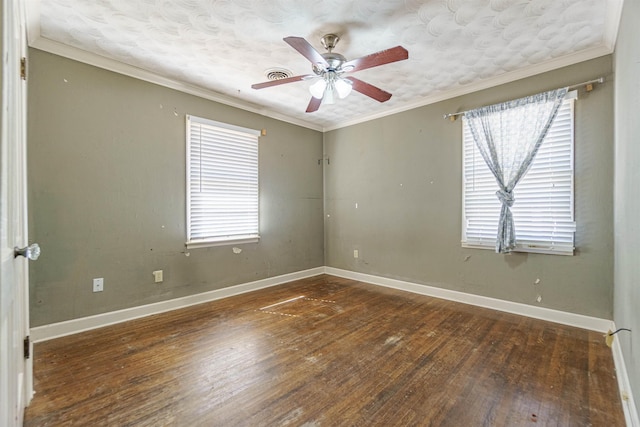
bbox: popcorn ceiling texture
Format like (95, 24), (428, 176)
(39, 0), (609, 128)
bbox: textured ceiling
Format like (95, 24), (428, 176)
(29, 0), (620, 130)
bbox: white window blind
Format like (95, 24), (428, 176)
(462, 93), (576, 255)
(186, 115), (260, 248)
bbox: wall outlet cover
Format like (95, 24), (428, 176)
(93, 278), (104, 292)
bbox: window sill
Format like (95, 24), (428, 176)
(461, 242), (574, 256)
(186, 235), (260, 249)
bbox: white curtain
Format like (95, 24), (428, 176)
(465, 88), (568, 253)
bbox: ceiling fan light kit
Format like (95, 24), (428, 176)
(334, 78), (353, 98)
(309, 79), (327, 99)
(309, 73), (353, 101)
(252, 33), (408, 113)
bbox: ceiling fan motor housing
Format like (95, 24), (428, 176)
(314, 52), (347, 75)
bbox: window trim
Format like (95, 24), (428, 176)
(185, 115), (260, 250)
(186, 235), (260, 249)
(461, 91), (577, 256)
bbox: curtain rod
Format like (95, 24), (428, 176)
(443, 77), (605, 121)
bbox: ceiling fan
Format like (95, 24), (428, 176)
(251, 34), (409, 113)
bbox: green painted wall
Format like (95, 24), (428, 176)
(614, 0), (640, 414)
(27, 49), (324, 326)
(324, 56), (614, 319)
(29, 48), (617, 327)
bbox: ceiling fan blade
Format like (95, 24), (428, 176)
(251, 74), (314, 89)
(343, 46), (408, 73)
(306, 96), (322, 113)
(345, 77), (392, 103)
(284, 36), (330, 68)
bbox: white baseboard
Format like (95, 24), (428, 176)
(30, 266), (636, 425)
(33, 265), (613, 342)
(328, 268), (639, 426)
(30, 267), (324, 342)
(324, 267), (612, 332)
(611, 328), (640, 427)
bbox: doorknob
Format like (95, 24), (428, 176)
(14, 243), (41, 260)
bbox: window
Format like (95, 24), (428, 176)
(186, 115), (260, 249)
(462, 92), (576, 255)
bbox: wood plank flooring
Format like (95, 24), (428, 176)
(24, 275), (625, 426)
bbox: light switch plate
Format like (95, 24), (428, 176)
(153, 270), (163, 283)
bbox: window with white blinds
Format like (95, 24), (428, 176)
(462, 92), (576, 255)
(186, 115), (260, 249)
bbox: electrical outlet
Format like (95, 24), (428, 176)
(153, 270), (163, 283)
(93, 278), (104, 292)
(605, 330), (615, 347)
(353, 249), (359, 258)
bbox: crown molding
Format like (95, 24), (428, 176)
(604, 0), (625, 50)
(323, 44), (613, 131)
(23, 0), (40, 45)
(24, 0), (620, 133)
(28, 36), (325, 132)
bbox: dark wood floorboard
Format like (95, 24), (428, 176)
(24, 274), (625, 426)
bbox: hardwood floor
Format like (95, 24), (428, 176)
(24, 275), (625, 426)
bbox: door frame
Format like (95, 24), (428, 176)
(0, 0), (32, 425)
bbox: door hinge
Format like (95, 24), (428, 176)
(20, 57), (26, 80)
(24, 336), (30, 359)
